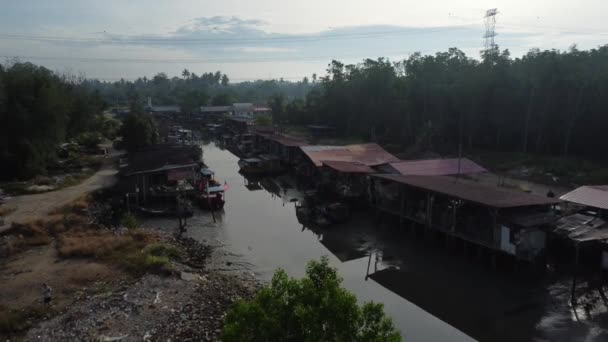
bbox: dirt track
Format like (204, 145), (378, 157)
(0, 165), (117, 233)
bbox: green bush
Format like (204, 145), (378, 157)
(145, 243), (182, 259)
(144, 254), (169, 268)
(222, 257), (401, 342)
(121, 213), (139, 230)
(76, 132), (102, 149)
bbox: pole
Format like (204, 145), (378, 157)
(365, 252), (372, 280)
(571, 243), (580, 305)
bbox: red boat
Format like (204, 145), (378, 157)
(198, 168), (226, 210)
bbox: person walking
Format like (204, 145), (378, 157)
(42, 283), (52, 306)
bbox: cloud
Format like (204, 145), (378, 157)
(3, 15), (576, 81)
(175, 16), (268, 35)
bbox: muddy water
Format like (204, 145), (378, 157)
(144, 142), (608, 342)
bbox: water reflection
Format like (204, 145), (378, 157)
(145, 141), (608, 342)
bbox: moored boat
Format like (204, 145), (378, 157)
(238, 154), (285, 176)
(197, 168), (226, 210)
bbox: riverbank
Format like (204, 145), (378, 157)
(0, 195), (259, 341)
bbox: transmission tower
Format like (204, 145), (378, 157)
(483, 8), (498, 50)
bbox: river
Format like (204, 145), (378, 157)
(143, 141), (608, 342)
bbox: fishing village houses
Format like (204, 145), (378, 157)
(225, 122), (608, 281)
(131, 101), (608, 294)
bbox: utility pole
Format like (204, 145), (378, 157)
(483, 8), (499, 51)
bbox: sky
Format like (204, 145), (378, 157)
(1, 0), (607, 82)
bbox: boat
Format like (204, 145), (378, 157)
(136, 204), (193, 218)
(294, 192), (350, 227)
(238, 154), (285, 176)
(197, 168), (226, 210)
(199, 184), (225, 210)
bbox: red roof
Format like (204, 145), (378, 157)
(322, 160), (375, 173)
(373, 174), (559, 209)
(301, 143), (399, 167)
(560, 185), (608, 210)
(388, 158), (487, 176)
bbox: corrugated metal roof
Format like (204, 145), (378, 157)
(373, 174), (560, 209)
(149, 105), (180, 113)
(200, 106), (230, 112)
(121, 144), (201, 176)
(553, 214), (608, 242)
(322, 161), (375, 173)
(301, 143), (399, 167)
(560, 186), (608, 210)
(388, 158), (487, 176)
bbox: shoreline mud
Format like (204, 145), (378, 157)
(0, 195), (260, 342)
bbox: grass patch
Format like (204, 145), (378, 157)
(57, 230), (142, 258)
(1, 221), (53, 252)
(144, 243), (182, 259)
(57, 230), (180, 275)
(0, 305), (55, 334)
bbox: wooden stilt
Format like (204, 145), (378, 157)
(365, 253), (372, 281)
(571, 244), (580, 305)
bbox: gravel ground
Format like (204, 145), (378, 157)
(25, 237), (259, 342)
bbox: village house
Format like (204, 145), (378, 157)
(319, 160), (375, 202)
(119, 144), (202, 207)
(225, 117), (253, 135)
(296, 143), (399, 181)
(199, 106), (231, 122)
(552, 186), (608, 274)
(376, 158), (487, 177)
(370, 174), (559, 261)
(145, 97), (180, 115)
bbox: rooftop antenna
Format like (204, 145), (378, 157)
(483, 8), (498, 51)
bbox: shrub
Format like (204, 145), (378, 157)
(222, 257), (401, 342)
(0, 305), (55, 334)
(144, 254), (169, 268)
(145, 243), (182, 259)
(121, 213), (139, 230)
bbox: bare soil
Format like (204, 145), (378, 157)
(0, 162), (117, 233)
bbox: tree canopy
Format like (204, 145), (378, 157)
(118, 109), (158, 152)
(279, 45), (608, 162)
(86, 72), (313, 107)
(222, 257), (401, 342)
(0, 62), (106, 179)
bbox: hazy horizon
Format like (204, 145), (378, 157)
(2, 0), (607, 81)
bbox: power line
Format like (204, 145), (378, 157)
(1, 49), (428, 64)
(0, 24), (478, 45)
(90, 75), (309, 82)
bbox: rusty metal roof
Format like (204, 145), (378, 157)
(321, 160), (375, 173)
(373, 174), (560, 209)
(301, 143), (399, 167)
(560, 185), (608, 210)
(388, 158), (487, 176)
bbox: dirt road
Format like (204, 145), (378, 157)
(0, 165), (117, 233)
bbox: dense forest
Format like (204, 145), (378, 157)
(276, 45), (608, 162)
(86, 71), (314, 108)
(0, 62), (107, 180)
(3, 45), (608, 180)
